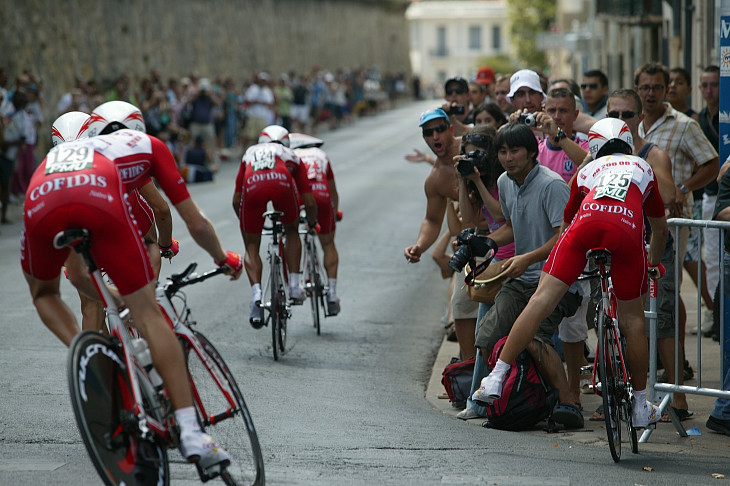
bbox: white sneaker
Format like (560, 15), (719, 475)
(327, 297), (341, 316)
(179, 431), (231, 469)
(456, 407), (481, 420)
(471, 372), (504, 405)
(290, 285), (305, 305)
(632, 400), (661, 428)
(690, 309), (714, 334)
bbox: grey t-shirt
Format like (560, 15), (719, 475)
(498, 162), (570, 282)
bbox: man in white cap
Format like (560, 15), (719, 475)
(507, 69), (546, 118)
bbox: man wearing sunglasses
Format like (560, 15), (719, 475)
(441, 76), (472, 137)
(580, 70), (609, 118)
(404, 108), (459, 265)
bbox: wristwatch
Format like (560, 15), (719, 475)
(552, 127), (567, 144)
(678, 184), (690, 195)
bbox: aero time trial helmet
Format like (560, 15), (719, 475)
(588, 118), (634, 159)
(84, 100), (146, 137)
(51, 111), (90, 146)
(258, 125), (290, 147)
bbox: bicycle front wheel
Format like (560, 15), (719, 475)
(270, 257), (283, 361)
(306, 241), (322, 334)
(598, 315), (622, 462)
(68, 331), (169, 486)
(183, 331), (265, 486)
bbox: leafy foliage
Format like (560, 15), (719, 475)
(506, 0), (556, 72)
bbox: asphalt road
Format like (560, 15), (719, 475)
(0, 101), (727, 485)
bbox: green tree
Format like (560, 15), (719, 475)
(506, 0), (556, 72)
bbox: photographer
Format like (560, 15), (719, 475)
(452, 124), (515, 420)
(441, 76), (472, 137)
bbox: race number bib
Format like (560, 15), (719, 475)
(45, 144), (94, 174)
(594, 169), (631, 202)
(250, 148), (276, 172)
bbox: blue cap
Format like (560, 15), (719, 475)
(419, 108), (450, 127)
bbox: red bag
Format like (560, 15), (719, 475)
(480, 336), (558, 430)
(441, 357), (476, 406)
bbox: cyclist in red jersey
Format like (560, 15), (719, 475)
(233, 125), (318, 327)
(52, 108), (176, 330)
(290, 132), (341, 315)
(473, 118), (669, 428)
(22, 103), (244, 468)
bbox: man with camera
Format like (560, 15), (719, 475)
(466, 123), (585, 428)
(441, 76), (472, 137)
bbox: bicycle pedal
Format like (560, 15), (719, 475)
(580, 365), (593, 374)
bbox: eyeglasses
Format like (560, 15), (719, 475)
(637, 84), (665, 94)
(607, 110), (636, 119)
(445, 87), (466, 95)
(580, 83), (598, 90)
(422, 124), (449, 137)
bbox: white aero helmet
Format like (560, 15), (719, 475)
(51, 111), (91, 146)
(258, 125), (290, 147)
(85, 100), (146, 137)
(289, 132), (324, 150)
(588, 118), (634, 159)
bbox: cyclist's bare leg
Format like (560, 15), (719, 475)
(318, 231), (338, 279)
(122, 282), (193, 410)
(23, 272), (80, 346)
(616, 296), (650, 391)
(283, 222), (302, 273)
(242, 231), (263, 285)
(79, 293), (106, 332)
(454, 318), (476, 360)
(527, 340), (571, 403)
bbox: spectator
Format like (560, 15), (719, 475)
(182, 135), (214, 183)
(505, 69), (546, 138)
(242, 72), (275, 149)
(468, 81), (488, 118)
(636, 61), (718, 419)
(12, 82), (42, 200)
(475, 66), (496, 100)
(454, 124), (513, 420)
(274, 74), (293, 131)
(667, 67), (699, 121)
(291, 74), (310, 133)
(0, 90), (28, 223)
(471, 123), (583, 429)
(186, 78), (220, 165)
(441, 76), (472, 137)
(472, 102), (506, 129)
(580, 69), (609, 118)
(494, 73), (515, 118)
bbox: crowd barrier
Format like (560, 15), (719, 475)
(641, 218), (730, 442)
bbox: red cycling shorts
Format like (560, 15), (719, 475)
(313, 190), (335, 234)
(239, 179), (300, 233)
(544, 219), (648, 301)
(21, 160), (155, 295)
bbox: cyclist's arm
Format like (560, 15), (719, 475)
(174, 197), (227, 263)
(138, 180), (173, 248)
(646, 214), (668, 266)
(301, 192), (318, 227)
(232, 191), (242, 216)
(327, 176), (339, 214)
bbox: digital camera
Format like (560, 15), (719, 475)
(448, 228), (499, 273)
(456, 150), (490, 177)
(519, 113), (536, 127)
(449, 105), (466, 116)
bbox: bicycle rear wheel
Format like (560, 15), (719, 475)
(183, 331), (265, 486)
(306, 240), (322, 334)
(68, 330), (169, 485)
(270, 257), (284, 360)
(598, 314), (622, 462)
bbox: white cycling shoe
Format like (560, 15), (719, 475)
(632, 400), (661, 428)
(180, 431), (232, 469)
(471, 372), (504, 405)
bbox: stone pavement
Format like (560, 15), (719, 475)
(426, 273), (730, 458)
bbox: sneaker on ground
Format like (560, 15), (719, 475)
(632, 400), (661, 428)
(471, 372), (503, 405)
(179, 431), (232, 469)
(690, 309), (714, 334)
(456, 407), (481, 420)
(290, 286), (305, 305)
(327, 298), (340, 316)
(249, 300), (264, 329)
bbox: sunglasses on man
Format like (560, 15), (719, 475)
(607, 110), (636, 119)
(422, 124), (449, 137)
(445, 87), (466, 95)
(580, 83), (599, 90)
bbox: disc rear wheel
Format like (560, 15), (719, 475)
(68, 331), (169, 485)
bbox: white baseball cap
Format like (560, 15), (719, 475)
(507, 69), (546, 104)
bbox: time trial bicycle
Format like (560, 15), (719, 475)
(60, 228), (265, 485)
(581, 248), (654, 462)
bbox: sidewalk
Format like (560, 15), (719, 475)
(426, 273), (730, 457)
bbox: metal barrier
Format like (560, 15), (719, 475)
(641, 217), (730, 442)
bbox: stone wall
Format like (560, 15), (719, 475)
(2, 0), (411, 151)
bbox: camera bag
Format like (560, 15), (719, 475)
(464, 261), (507, 305)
